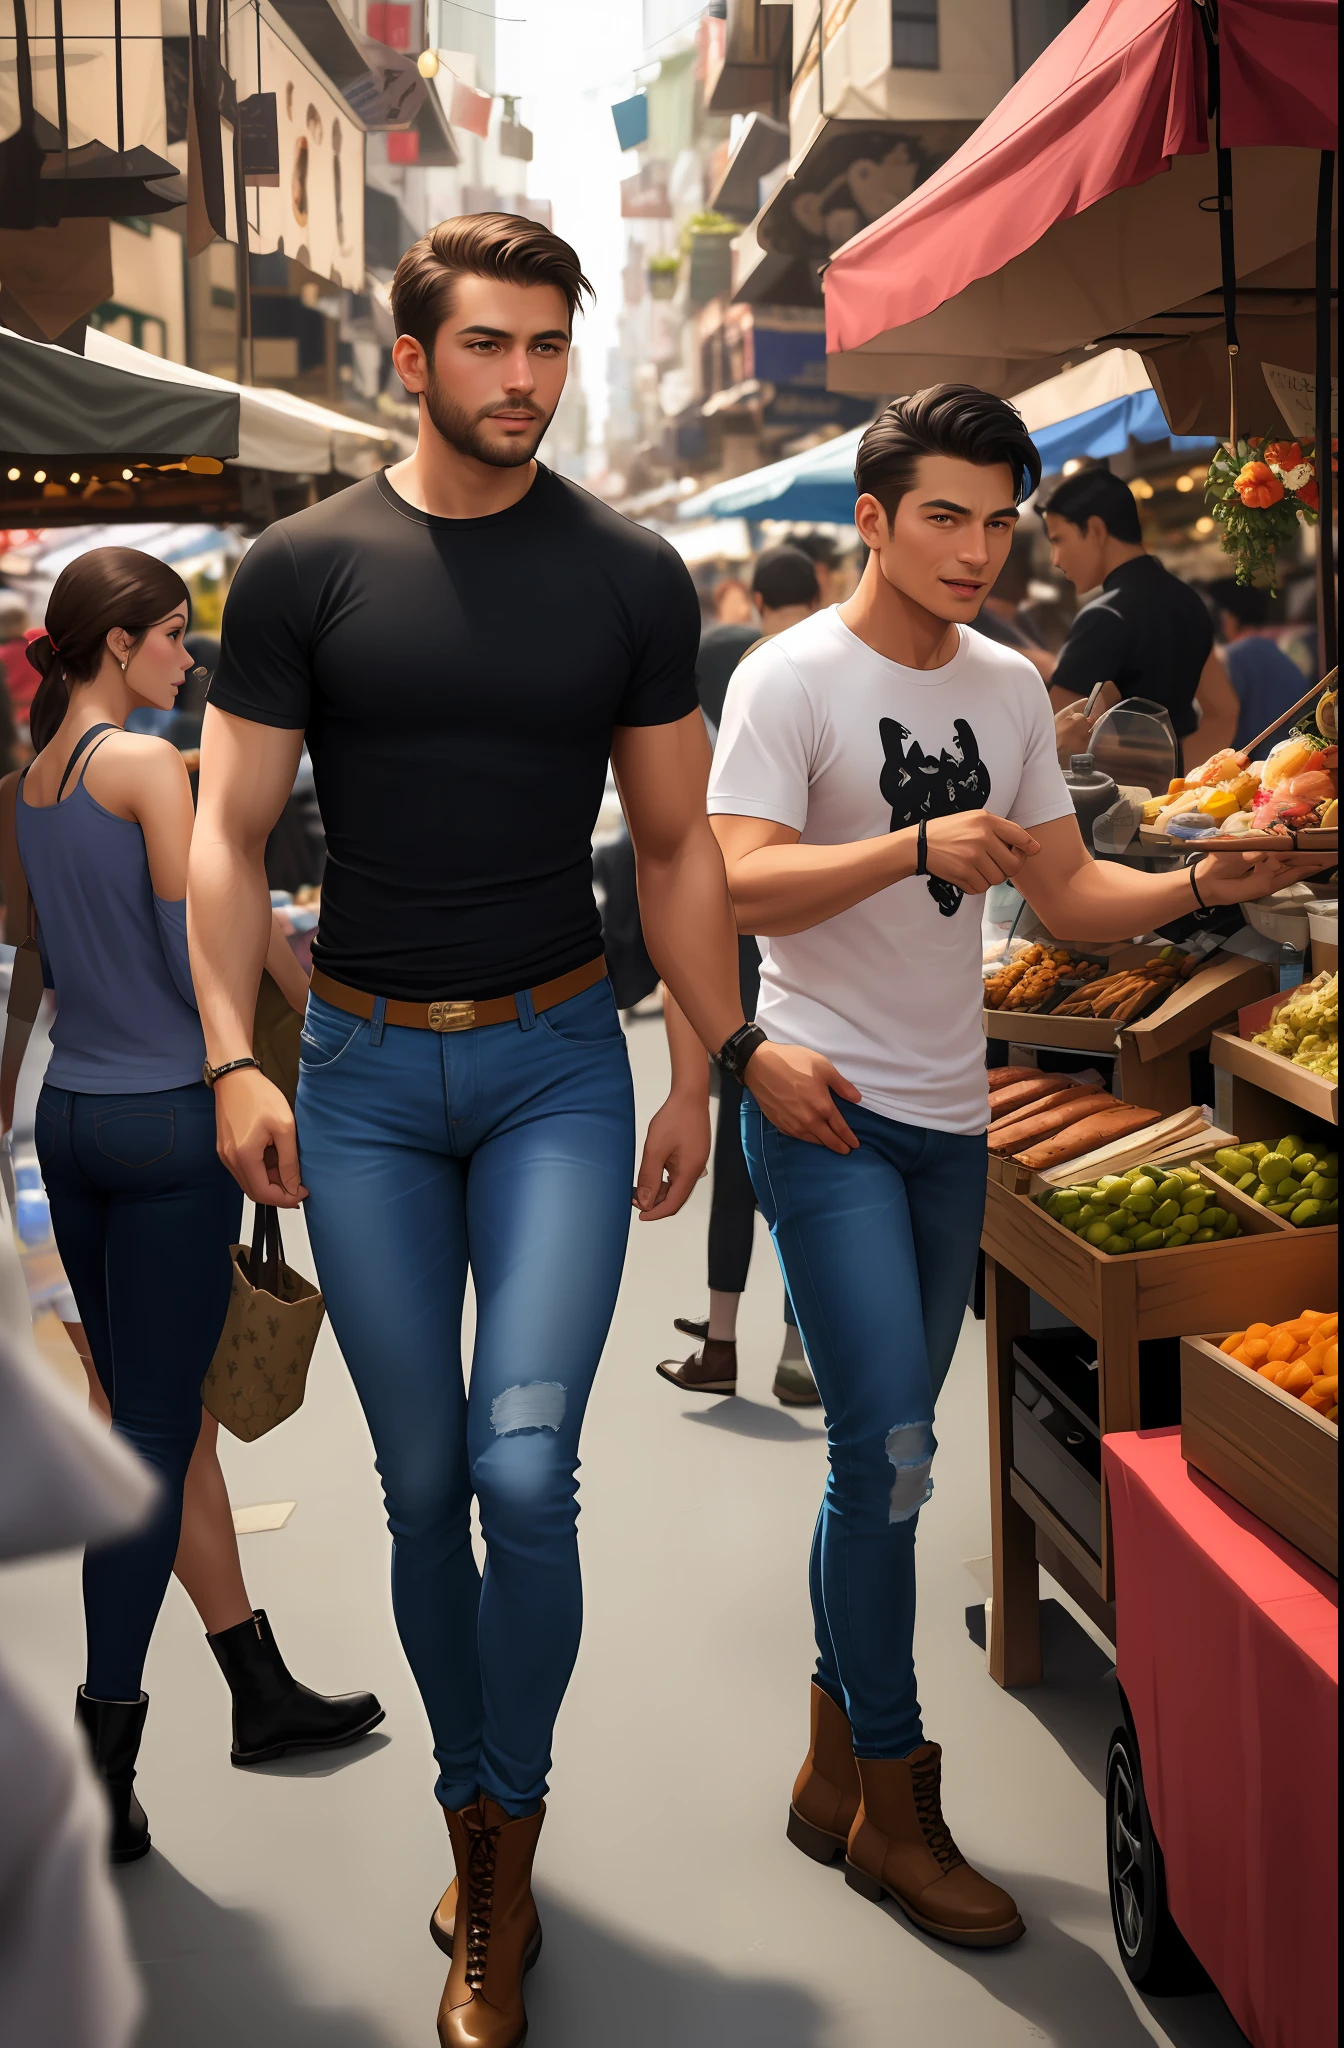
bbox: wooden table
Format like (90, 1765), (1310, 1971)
(981, 1178), (1334, 1687)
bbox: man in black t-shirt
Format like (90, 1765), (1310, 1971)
(188, 214), (847, 2048)
(1043, 466), (1239, 771)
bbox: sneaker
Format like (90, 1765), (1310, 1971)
(772, 1359), (821, 1407)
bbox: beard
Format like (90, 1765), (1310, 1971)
(422, 369), (553, 468)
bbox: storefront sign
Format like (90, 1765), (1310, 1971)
(1263, 363), (1339, 440)
(239, 7), (364, 288)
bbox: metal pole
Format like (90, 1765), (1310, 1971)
(1315, 150), (1337, 676)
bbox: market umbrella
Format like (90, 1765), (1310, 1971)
(823, 0), (1336, 435)
(678, 351), (1214, 523)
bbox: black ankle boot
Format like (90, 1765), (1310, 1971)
(74, 1689), (151, 1863)
(208, 1609), (384, 1767)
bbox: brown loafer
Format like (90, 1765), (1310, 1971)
(772, 1360), (822, 1407)
(845, 1745), (1025, 1948)
(655, 1337), (737, 1395)
(786, 1682), (861, 1863)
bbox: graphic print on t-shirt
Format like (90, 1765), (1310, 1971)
(878, 716), (991, 917)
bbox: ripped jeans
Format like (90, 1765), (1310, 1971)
(295, 977), (634, 1815)
(742, 1099), (987, 1758)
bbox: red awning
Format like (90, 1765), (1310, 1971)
(825, 0), (1338, 372)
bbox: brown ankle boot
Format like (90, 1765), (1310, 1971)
(437, 1798), (544, 2048)
(845, 1746), (1024, 1947)
(786, 1682), (861, 1863)
(430, 1876), (457, 1956)
(655, 1337), (737, 1395)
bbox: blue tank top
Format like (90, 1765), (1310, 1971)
(15, 727), (206, 1094)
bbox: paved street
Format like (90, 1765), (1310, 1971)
(2, 1012), (1247, 2047)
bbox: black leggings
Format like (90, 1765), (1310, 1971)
(708, 934), (797, 1327)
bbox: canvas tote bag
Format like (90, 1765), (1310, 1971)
(202, 1203), (326, 1442)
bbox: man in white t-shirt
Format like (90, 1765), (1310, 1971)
(707, 384), (1316, 1950)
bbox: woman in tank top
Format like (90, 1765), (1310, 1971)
(8, 548), (382, 1862)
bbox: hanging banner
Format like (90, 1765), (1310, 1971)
(238, 7), (364, 286)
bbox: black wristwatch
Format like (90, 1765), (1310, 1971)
(202, 1055), (261, 1088)
(716, 1022), (768, 1083)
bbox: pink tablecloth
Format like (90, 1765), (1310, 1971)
(1104, 1429), (1337, 2048)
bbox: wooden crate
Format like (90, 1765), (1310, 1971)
(1181, 1335), (1338, 1576)
(1210, 1027), (1338, 1131)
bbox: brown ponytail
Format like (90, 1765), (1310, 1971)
(28, 547), (191, 754)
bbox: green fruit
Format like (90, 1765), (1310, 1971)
(1313, 1177), (1338, 1200)
(1316, 1153), (1339, 1179)
(1151, 1199), (1180, 1228)
(1218, 1215), (1241, 1238)
(1136, 1229), (1166, 1250)
(1260, 1154), (1294, 1185)
(1320, 1201), (1339, 1224)
(1192, 1227), (1216, 1242)
(1127, 1175), (1158, 1200)
(1172, 1213), (1200, 1235)
(1215, 1149), (1252, 1180)
(1293, 1153), (1318, 1178)
(1161, 1227), (1185, 1246)
(1268, 1199), (1298, 1217)
(1180, 1190), (1209, 1215)
(1155, 1176), (1184, 1201)
(1124, 1218), (1148, 1239)
(1203, 1207), (1230, 1231)
(1123, 1194), (1156, 1219)
(1245, 1141), (1269, 1160)
(1096, 1175), (1127, 1195)
(1236, 1172), (1259, 1192)
(1176, 1168), (1202, 1185)
(1103, 1235), (1133, 1254)
(1274, 1135), (1304, 1159)
(1084, 1221), (1113, 1246)
(1291, 1200), (1324, 1226)
(1075, 1204), (1100, 1226)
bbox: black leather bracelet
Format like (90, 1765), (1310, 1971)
(716, 1021), (767, 1084)
(1185, 854), (1210, 912)
(916, 818), (929, 877)
(202, 1054), (261, 1089)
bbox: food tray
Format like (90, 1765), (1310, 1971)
(1211, 1027), (1338, 1127)
(1181, 1335), (1337, 1576)
(1138, 827), (1336, 852)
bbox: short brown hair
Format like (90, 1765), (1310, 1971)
(391, 213), (594, 355)
(28, 547), (190, 752)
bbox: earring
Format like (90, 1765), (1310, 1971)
(120, 659), (127, 672)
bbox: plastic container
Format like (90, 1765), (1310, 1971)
(1064, 754), (1120, 850)
(1088, 698), (1179, 801)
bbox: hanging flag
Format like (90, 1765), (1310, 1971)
(610, 93), (649, 152)
(450, 77), (493, 139)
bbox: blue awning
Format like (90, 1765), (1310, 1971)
(681, 387), (1214, 525)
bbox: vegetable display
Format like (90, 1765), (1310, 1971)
(1205, 1133), (1339, 1226)
(1251, 973), (1338, 1082)
(1035, 1163), (1243, 1251)
(1217, 1313), (1338, 1426)
(983, 945), (1102, 1012)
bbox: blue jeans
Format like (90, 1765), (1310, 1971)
(295, 977), (635, 1815)
(35, 1083), (242, 1700)
(742, 1098), (986, 1758)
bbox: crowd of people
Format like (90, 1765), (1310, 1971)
(0, 210), (1327, 2048)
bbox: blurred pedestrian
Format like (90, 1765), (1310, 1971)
(1, 548), (382, 1866)
(710, 574), (756, 627)
(1042, 467), (1239, 770)
(1208, 577), (1317, 756)
(657, 543), (822, 1408)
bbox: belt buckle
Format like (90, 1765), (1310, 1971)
(428, 999), (476, 1033)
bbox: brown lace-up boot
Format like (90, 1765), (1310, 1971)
(786, 1682), (861, 1863)
(430, 1876), (457, 1956)
(437, 1798), (544, 2048)
(845, 1745), (1024, 1948)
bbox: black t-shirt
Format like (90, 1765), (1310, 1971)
(1050, 553), (1212, 738)
(210, 467), (700, 999)
(695, 622), (760, 730)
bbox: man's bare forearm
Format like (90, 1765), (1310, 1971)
(714, 827), (916, 935)
(663, 987), (710, 1096)
(188, 826), (274, 1063)
(636, 825), (745, 1055)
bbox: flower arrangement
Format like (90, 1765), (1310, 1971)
(1204, 435), (1330, 589)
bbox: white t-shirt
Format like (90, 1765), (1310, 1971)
(707, 608), (1071, 1134)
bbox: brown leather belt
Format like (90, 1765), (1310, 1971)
(310, 956), (608, 1033)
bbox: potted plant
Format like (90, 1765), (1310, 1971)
(683, 209), (738, 307)
(648, 254), (680, 300)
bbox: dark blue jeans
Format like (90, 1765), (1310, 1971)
(295, 976), (635, 1816)
(35, 1082), (242, 1700)
(742, 1098), (987, 1758)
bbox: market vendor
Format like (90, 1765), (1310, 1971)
(1042, 467), (1240, 773)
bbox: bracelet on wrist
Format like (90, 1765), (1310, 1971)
(202, 1054), (261, 1089)
(1185, 855), (1211, 912)
(915, 818), (929, 878)
(715, 1021), (767, 1085)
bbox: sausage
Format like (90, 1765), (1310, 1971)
(1016, 1105), (1162, 1171)
(988, 1089), (1115, 1154)
(982, 1074), (1064, 1118)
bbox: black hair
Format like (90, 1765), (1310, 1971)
(751, 545), (819, 612)
(854, 384), (1041, 524)
(1207, 576), (1271, 630)
(27, 547), (191, 753)
(1042, 466), (1143, 546)
(787, 530), (841, 569)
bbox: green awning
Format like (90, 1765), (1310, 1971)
(0, 327), (239, 460)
